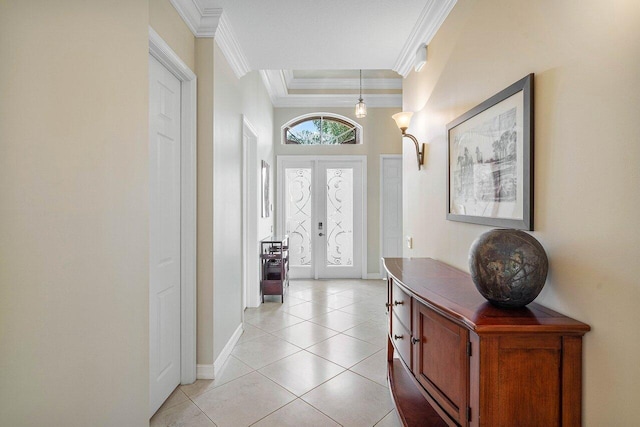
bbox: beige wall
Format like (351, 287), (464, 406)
(402, 0), (640, 424)
(274, 107), (402, 275)
(0, 0), (274, 423)
(213, 43), (274, 359)
(195, 38), (215, 364)
(0, 1), (150, 425)
(150, 0), (222, 368)
(149, 0), (195, 71)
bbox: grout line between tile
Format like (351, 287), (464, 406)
(186, 391), (219, 427)
(297, 396), (346, 426)
(346, 368), (390, 390)
(239, 279), (389, 426)
(373, 409), (396, 426)
(183, 367), (257, 400)
(151, 387), (191, 418)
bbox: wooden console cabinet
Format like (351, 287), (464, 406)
(260, 236), (289, 302)
(383, 258), (590, 427)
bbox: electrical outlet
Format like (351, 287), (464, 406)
(406, 236), (413, 249)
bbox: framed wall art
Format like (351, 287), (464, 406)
(446, 74), (534, 230)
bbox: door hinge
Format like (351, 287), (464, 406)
(467, 407), (472, 422)
(466, 341), (472, 357)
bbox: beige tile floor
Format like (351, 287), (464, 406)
(150, 279), (402, 427)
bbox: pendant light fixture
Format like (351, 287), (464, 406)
(355, 69), (367, 118)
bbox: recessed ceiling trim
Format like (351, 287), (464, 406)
(287, 78), (401, 91)
(270, 94), (401, 109)
(259, 70), (289, 104)
(282, 70), (295, 87)
(215, 13), (251, 78)
(260, 70), (401, 108)
(393, 0), (457, 77)
(170, 0), (222, 37)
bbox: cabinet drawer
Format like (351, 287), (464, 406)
(391, 282), (411, 330)
(391, 311), (412, 368)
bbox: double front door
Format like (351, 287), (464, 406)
(278, 156), (365, 279)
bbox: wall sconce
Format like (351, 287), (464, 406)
(392, 112), (425, 170)
(414, 44), (427, 72)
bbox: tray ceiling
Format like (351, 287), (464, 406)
(170, 0), (457, 107)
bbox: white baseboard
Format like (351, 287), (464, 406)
(366, 273), (383, 280)
(213, 323), (244, 378)
(196, 364), (214, 380)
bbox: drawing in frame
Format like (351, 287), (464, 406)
(446, 74), (534, 230)
(261, 160), (270, 218)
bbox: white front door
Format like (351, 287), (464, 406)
(149, 55), (181, 416)
(315, 161), (363, 278)
(280, 157), (365, 279)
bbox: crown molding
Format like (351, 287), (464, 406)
(259, 70), (288, 104)
(215, 13), (251, 79)
(170, 0), (222, 37)
(287, 77), (401, 91)
(261, 70), (401, 92)
(260, 70), (401, 108)
(170, 0), (251, 79)
(270, 94), (402, 109)
(393, 0), (457, 77)
(282, 70), (295, 87)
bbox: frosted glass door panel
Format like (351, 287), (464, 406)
(285, 168), (312, 266)
(316, 160), (363, 279)
(326, 168), (353, 267)
(278, 157), (363, 279)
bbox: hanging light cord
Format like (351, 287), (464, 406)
(355, 69), (367, 118)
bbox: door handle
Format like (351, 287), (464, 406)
(319, 233), (325, 236)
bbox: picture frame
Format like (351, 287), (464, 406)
(261, 160), (270, 218)
(446, 74), (534, 230)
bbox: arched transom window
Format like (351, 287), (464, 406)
(282, 113), (362, 145)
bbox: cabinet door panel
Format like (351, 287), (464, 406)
(490, 335), (562, 427)
(416, 304), (469, 425)
(416, 303), (468, 425)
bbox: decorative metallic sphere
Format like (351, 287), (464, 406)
(469, 229), (549, 308)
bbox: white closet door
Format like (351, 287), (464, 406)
(381, 156), (403, 274)
(149, 54), (181, 416)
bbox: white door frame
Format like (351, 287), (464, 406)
(149, 27), (196, 385)
(277, 155), (367, 279)
(242, 117), (260, 309)
(380, 154), (403, 278)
